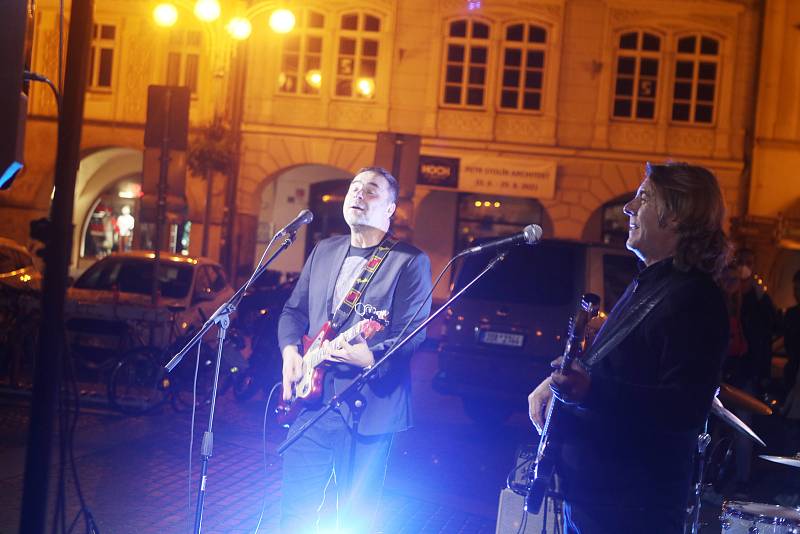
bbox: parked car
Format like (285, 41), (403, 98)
(0, 237), (41, 292)
(433, 239), (638, 424)
(65, 251), (234, 368)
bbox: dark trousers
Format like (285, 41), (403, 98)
(280, 407), (393, 533)
(563, 501), (685, 534)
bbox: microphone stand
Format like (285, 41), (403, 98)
(277, 250), (508, 455)
(164, 233), (296, 534)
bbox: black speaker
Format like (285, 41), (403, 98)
(0, 0), (30, 189)
(144, 85), (190, 150)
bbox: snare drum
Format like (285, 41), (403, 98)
(721, 501), (800, 533)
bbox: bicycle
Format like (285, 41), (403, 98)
(107, 309), (246, 415)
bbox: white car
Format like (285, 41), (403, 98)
(65, 251), (234, 360)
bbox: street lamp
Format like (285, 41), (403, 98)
(150, 1), (295, 274)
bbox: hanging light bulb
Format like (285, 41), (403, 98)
(269, 9), (296, 33)
(227, 17), (252, 40)
(194, 0), (221, 22)
(153, 3), (178, 27)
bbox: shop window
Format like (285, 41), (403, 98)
(442, 19), (490, 108)
(89, 23), (117, 91)
(612, 31), (661, 120)
(278, 9), (325, 95)
(499, 23), (547, 112)
(334, 12), (382, 99)
(671, 34), (719, 124)
(82, 178), (142, 259)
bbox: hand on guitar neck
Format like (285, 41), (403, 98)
(323, 335), (374, 368)
(528, 357), (592, 434)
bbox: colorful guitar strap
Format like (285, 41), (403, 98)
(329, 234), (398, 332)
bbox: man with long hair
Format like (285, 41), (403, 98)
(528, 162), (730, 533)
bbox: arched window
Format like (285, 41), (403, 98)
(278, 9), (325, 95)
(166, 30), (201, 95)
(334, 12), (382, 99)
(441, 19), (490, 108)
(499, 23), (547, 112)
(672, 34), (719, 124)
(612, 31), (661, 120)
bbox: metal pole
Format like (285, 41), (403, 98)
(19, 0), (93, 531)
(222, 39), (247, 280)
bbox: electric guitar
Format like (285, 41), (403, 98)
(524, 293), (600, 514)
(275, 310), (389, 426)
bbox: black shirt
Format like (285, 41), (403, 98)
(558, 258), (729, 507)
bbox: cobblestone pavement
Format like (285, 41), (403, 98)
(2, 350), (799, 534)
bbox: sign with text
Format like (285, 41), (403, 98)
(418, 155), (459, 188)
(459, 155), (557, 199)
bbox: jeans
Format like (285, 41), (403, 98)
(280, 407), (393, 533)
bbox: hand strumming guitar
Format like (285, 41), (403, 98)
(281, 345), (303, 401)
(528, 376), (554, 435)
(325, 334), (375, 368)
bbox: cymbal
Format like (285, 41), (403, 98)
(718, 383), (773, 416)
(759, 454), (800, 468)
(711, 397), (766, 447)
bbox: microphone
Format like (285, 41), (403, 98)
(276, 209), (314, 237)
(460, 224), (543, 256)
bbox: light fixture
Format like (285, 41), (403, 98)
(194, 0), (221, 22)
(305, 69), (322, 88)
(355, 77), (375, 98)
(153, 3), (178, 27)
(227, 17), (252, 40)
(269, 9), (296, 33)
(473, 201), (481, 207)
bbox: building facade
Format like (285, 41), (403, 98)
(4, 0), (796, 301)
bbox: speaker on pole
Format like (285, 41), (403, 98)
(0, 0), (31, 189)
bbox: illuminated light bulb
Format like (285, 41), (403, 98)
(194, 0), (220, 22)
(226, 17), (252, 40)
(321, 194), (331, 202)
(305, 69), (322, 88)
(356, 77), (375, 97)
(483, 201), (490, 207)
(269, 9), (296, 33)
(493, 201), (500, 208)
(153, 3), (178, 27)
(474, 201), (482, 207)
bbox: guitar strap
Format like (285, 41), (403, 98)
(329, 234), (398, 332)
(583, 275), (691, 368)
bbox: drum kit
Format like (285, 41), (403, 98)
(689, 383), (800, 534)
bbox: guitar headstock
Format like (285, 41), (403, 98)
(358, 309), (388, 340)
(363, 309), (389, 327)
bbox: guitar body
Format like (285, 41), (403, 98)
(275, 314), (387, 427)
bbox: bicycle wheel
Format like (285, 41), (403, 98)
(108, 347), (167, 415)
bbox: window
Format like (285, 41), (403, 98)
(88, 23), (116, 91)
(499, 23), (547, 112)
(335, 12), (381, 99)
(166, 30), (201, 94)
(672, 34), (719, 124)
(279, 10), (325, 95)
(612, 31), (660, 120)
(442, 19), (490, 107)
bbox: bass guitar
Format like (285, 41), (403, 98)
(524, 293), (600, 514)
(275, 310), (388, 426)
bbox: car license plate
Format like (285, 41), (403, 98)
(480, 331), (524, 347)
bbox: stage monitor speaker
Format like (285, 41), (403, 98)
(144, 85), (190, 150)
(495, 488), (563, 534)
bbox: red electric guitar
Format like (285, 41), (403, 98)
(275, 310), (388, 426)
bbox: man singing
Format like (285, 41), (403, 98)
(278, 167), (432, 533)
(528, 162), (730, 533)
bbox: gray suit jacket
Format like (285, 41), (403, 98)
(278, 234), (432, 435)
